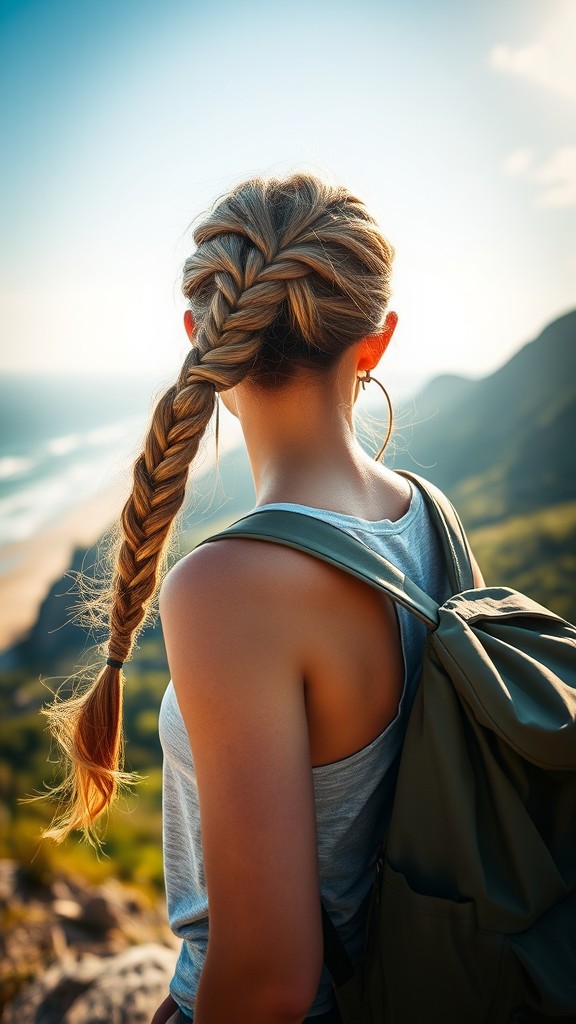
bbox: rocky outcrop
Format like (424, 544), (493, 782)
(1, 860), (179, 1024)
(3, 944), (177, 1024)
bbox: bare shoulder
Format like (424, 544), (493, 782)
(159, 533), (329, 652)
(161, 528), (309, 593)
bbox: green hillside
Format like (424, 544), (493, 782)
(467, 501), (576, 624)
(389, 309), (576, 621)
(393, 309), (576, 526)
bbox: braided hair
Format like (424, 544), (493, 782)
(43, 172), (395, 841)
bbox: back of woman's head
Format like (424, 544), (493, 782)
(182, 172), (394, 388)
(42, 171), (395, 842)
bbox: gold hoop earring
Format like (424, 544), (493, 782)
(358, 371), (393, 462)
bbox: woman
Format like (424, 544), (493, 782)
(45, 172), (483, 1023)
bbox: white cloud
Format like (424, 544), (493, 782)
(533, 146), (576, 208)
(489, 2), (576, 103)
(502, 145), (576, 209)
(503, 148), (535, 177)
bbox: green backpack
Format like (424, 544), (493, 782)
(205, 472), (576, 1023)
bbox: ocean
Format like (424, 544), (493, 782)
(0, 373), (173, 549)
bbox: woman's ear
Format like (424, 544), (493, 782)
(183, 309), (196, 342)
(357, 311), (398, 372)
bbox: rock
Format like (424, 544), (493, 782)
(3, 944), (178, 1024)
(0, 859), (179, 1019)
(53, 899), (83, 921)
(50, 876), (79, 902)
(81, 894), (122, 932)
(67, 945), (177, 1024)
(2, 954), (102, 1024)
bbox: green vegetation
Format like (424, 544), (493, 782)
(467, 501), (576, 624)
(0, 639), (170, 892)
(392, 309), (576, 526)
(390, 309), (576, 621)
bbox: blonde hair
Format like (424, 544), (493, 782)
(43, 171), (395, 841)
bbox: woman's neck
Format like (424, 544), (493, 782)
(231, 367), (399, 518)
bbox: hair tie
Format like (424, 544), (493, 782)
(106, 658), (124, 670)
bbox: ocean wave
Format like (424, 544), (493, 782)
(0, 394), (239, 551)
(0, 450), (130, 547)
(0, 417), (145, 547)
(0, 456), (37, 481)
(45, 433), (83, 457)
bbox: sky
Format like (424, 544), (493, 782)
(0, 0), (575, 392)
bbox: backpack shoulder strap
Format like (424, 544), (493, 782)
(398, 471), (475, 593)
(200, 509), (439, 629)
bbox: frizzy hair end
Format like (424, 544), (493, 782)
(40, 663), (133, 843)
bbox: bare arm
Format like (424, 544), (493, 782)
(159, 541), (324, 1024)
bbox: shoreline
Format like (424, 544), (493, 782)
(0, 479), (130, 653)
(0, 421), (244, 656)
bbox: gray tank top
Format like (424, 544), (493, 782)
(159, 483), (452, 1017)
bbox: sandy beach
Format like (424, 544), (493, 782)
(0, 479), (130, 653)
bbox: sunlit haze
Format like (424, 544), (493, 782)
(1, 0), (575, 391)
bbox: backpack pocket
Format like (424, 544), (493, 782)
(360, 860), (519, 1024)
